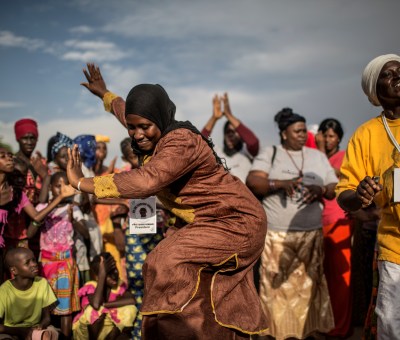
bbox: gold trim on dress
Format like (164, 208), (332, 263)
(103, 91), (119, 113)
(93, 174), (121, 198)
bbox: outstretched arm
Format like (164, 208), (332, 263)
(81, 63), (127, 128)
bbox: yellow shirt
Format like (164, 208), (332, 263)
(0, 277), (57, 327)
(336, 114), (400, 264)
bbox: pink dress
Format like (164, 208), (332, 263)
(0, 192), (30, 247)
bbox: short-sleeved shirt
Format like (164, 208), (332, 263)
(251, 145), (337, 231)
(36, 204), (83, 252)
(0, 277), (57, 327)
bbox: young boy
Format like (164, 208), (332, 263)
(0, 247), (59, 339)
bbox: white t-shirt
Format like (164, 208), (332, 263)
(251, 145), (337, 232)
(215, 145), (253, 183)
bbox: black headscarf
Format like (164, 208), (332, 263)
(274, 107), (306, 132)
(125, 84), (227, 169)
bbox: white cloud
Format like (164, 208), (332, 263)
(0, 31), (45, 50)
(69, 25), (94, 34)
(0, 101), (24, 109)
(61, 39), (129, 62)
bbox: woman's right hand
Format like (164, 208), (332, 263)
(81, 63), (109, 99)
(356, 176), (382, 207)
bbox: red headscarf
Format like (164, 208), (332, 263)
(14, 118), (39, 141)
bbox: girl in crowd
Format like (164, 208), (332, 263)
(66, 63), (268, 339)
(31, 172), (84, 339)
(201, 93), (259, 183)
(73, 252), (136, 340)
(316, 118), (353, 337)
(0, 148), (76, 283)
(246, 108), (338, 339)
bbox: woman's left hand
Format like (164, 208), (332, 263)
(67, 144), (84, 188)
(302, 185), (323, 204)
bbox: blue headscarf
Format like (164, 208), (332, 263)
(51, 132), (73, 159)
(74, 135), (97, 169)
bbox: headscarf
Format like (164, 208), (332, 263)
(74, 135), (97, 169)
(14, 118), (38, 141)
(125, 84), (227, 169)
(95, 135), (110, 143)
(51, 132), (73, 159)
(274, 107), (306, 132)
(361, 54), (400, 106)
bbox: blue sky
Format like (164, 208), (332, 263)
(0, 0), (399, 165)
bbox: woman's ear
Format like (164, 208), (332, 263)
(282, 131), (287, 141)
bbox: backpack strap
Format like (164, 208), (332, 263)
(271, 145), (277, 166)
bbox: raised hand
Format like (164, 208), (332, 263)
(222, 92), (232, 117)
(66, 144), (85, 188)
(212, 94), (223, 119)
(31, 151), (48, 179)
(104, 156), (117, 175)
(81, 63), (109, 99)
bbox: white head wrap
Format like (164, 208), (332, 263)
(361, 54), (400, 106)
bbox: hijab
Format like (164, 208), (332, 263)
(125, 84), (227, 169)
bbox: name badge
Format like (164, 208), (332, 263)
(394, 168), (400, 203)
(129, 196), (157, 234)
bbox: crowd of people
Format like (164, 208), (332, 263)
(0, 53), (398, 340)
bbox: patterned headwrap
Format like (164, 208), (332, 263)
(14, 118), (39, 141)
(361, 54), (400, 106)
(74, 135), (97, 169)
(51, 132), (73, 159)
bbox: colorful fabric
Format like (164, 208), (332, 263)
(0, 277), (57, 327)
(125, 229), (163, 339)
(0, 192), (30, 248)
(74, 135), (97, 169)
(336, 115), (400, 264)
(259, 229), (334, 339)
(323, 219), (353, 337)
(51, 132), (73, 159)
(322, 150), (347, 225)
(14, 118), (38, 140)
(40, 249), (80, 315)
(73, 280), (137, 339)
(36, 203), (82, 253)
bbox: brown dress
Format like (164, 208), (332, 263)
(97, 96), (269, 338)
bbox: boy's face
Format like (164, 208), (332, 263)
(11, 249), (39, 279)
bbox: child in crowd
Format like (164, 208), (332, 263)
(0, 247), (59, 340)
(0, 148), (76, 283)
(31, 172), (84, 339)
(72, 252), (136, 340)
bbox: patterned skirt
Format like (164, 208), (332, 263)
(40, 249), (80, 315)
(259, 229), (334, 340)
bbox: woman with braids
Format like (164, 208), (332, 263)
(246, 108), (337, 339)
(65, 63), (269, 339)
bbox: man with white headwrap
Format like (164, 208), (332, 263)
(336, 53), (400, 338)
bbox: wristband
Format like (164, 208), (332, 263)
(32, 220), (43, 228)
(269, 180), (276, 190)
(77, 178), (84, 191)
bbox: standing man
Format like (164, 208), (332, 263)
(336, 54), (400, 338)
